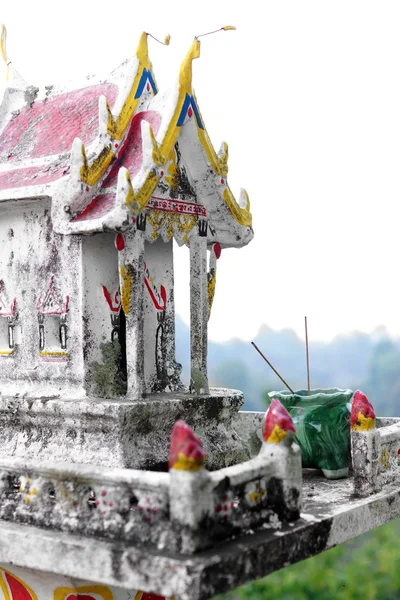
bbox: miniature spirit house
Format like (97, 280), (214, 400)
(0, 28), (253, 403)
(2, 23), (400, 600)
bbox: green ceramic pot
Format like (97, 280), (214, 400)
(267, 388), (354, 479)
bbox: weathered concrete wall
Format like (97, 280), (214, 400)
(0, 390), (246, 470)
(0, 199), (84, 397)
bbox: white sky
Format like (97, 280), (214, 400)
(2, 0), (400, 343)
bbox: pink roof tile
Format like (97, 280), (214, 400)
(0, 83), (118, 191)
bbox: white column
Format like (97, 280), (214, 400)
(118, 221), (145, 399)
(189, 220), (209, 394)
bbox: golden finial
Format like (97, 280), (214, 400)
(1, 24), (10, 81)
(179, 38), (201, 90)
(145, 32), (171, 46)
(196, 25), (236, 39)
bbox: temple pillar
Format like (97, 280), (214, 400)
(189, 220), (209, 394)
(118, 218), (145, 399)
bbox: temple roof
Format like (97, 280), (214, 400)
(0, 27), (253, 248)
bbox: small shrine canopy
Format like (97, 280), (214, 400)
(0, 27), (253, 248)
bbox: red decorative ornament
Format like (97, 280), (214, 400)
(169, 420), (206, 469)
(263, 399), (295, 442)
(350, 390), (376, 428)
(146, 82), (151, 92)
(160, 285), (167, 306)
(115, 143), (119, 149)
(160, 170), (164, 176)
(188, 106), (193, 118)
(141, 593), (166, 600)
(85, 186), (89, 192)
(213, 243), (222, 259)
(115, 233), (125, 251)
(221, 178), (225, 184)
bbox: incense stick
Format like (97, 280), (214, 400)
(305, 316), (311, 395)
(251, 342), (295, 394)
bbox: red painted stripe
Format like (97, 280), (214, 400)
(0, 161), (69, 190)
(4, 572), (33, 600)
(73, 193), (115, 222)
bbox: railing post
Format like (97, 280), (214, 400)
(261, 399), (303, 520)
(168, 420), (213, 553)
(351, 390), (381, 497)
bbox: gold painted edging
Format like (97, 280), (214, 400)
(172, 452), (204, 472)
(207, 268), (216, 318)
(266, 424), (288, 444)
(351, 412), (376, 431)
(0, 25), (9, 81)
(107, 32), (156, 140)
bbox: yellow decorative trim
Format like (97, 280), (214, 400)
(135, 592), (175, 600)
(80, 144), (114, 187)
(54, 585), (114, 600)
(197, 131), (229, 177)
(107, 32), (155, 140)
(0, 25), (9, 82)
(207, 268), (216, 318)
(164, 150), (179, 190)
(147, 208), (168, 239)
(158, 40), (200, 159)
(266, 424), (288, 444)
(223, 188), (252, 227)
(0, 571), (10, 600)
(0, 567), (39, 600)
(0, 25), (7, 61)
(351, 412), (375, 431)
(172, 451), (204, 471)
(150, 126), (165, 167)
(380, 447), (390, 470)
(146, 210), (198, 241)
(249, 481), (267, 505)
(40, 351), (68, 357)
(120, 265), (133, 315)
(0, 349), (13, 355)
(125, 170), (159, 214)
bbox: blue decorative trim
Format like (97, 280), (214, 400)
(177, 93), (204, 129)
(134, 69), (158, 99)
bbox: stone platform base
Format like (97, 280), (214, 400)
(1, 470), (400, 600)
(0, 388), (249, 470)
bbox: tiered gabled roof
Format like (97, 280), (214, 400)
(0, 28), (253, 248)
